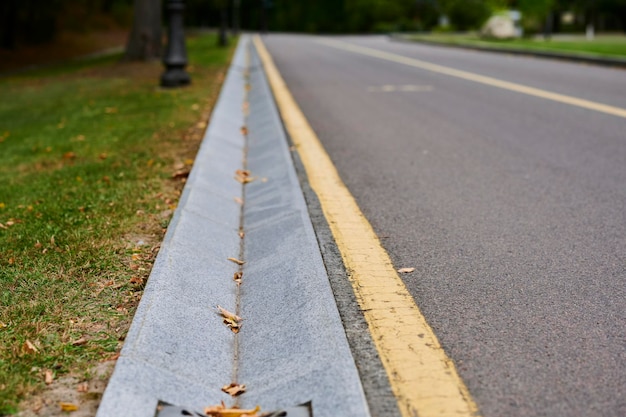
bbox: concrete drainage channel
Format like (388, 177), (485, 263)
(96, 36), (371, 417)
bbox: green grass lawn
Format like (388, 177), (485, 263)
(406, 33), (626, 59)
(0, 33), (234, 414)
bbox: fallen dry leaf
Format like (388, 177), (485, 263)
(238, 231), (245, 239)
(233, 271), (243, 284)
(204, 402), (260, 417)
(71, 337), (88, 346)
(397, 267), (416, 273)
(104, 107), (118, 114)
(234, 197), (243, 205)
(59, 402), (79, 412)
(240, 126), (248, 135)
(221, 383), (246, 397)
(172, 169), (190, 179)
(216, 306), (242, 333)
(235, 176), (254, 184)
(23, 340), (38, 354)
(130, 276), (144, 285)
(227, 257), (245, 266)
(44, 369), (53, 385)
(103, 352), (120, 362)
(234, 169), (255, 184)
(224, 318), (240, 333)
(216, 306), (242, 322)
(76, 382), (89, 393)
(63, 151), (76, 160)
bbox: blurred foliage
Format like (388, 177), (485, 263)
(1, 0), (133, 49)
(1, 0), (626, 51)
(198, 0), (626, 34)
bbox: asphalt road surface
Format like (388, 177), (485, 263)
(263, 35), (626, 417)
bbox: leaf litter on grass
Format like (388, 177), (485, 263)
(0, 33), (236, 414)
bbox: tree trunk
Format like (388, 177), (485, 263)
(125, 0), (162, 61)
(218, 6), (228, 46)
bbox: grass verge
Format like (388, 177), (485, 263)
(404, 33), (626, 59)
(0, 33), (235, 415)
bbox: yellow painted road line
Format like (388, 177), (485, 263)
(316, 38), (626, 119)
(254, 35), (480, 417)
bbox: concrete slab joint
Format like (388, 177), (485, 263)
(96, 36), (371, 417)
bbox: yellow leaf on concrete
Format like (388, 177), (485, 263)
(216, 306), (242, 322)
(204, 402), (260, 417)
(234, 169), (255, 184)
(221, 382), (246, 397)
(59, 402), (79, 412)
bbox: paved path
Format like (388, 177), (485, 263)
(97, 36), (370, 417)
(263, 34), (626, 417)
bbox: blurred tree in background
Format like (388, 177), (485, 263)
(125, 0), (161, 60)
(1, 0), (133, 50)
(439, 0), (491, 30)
(2, 0), (626, 52)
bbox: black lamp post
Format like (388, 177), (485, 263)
(161, 0), (190, 87)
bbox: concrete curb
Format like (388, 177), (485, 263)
(96, 35), (370, 417)
(390, 34), (626, 69)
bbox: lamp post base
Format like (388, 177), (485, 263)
(160, 68), (191, 88)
